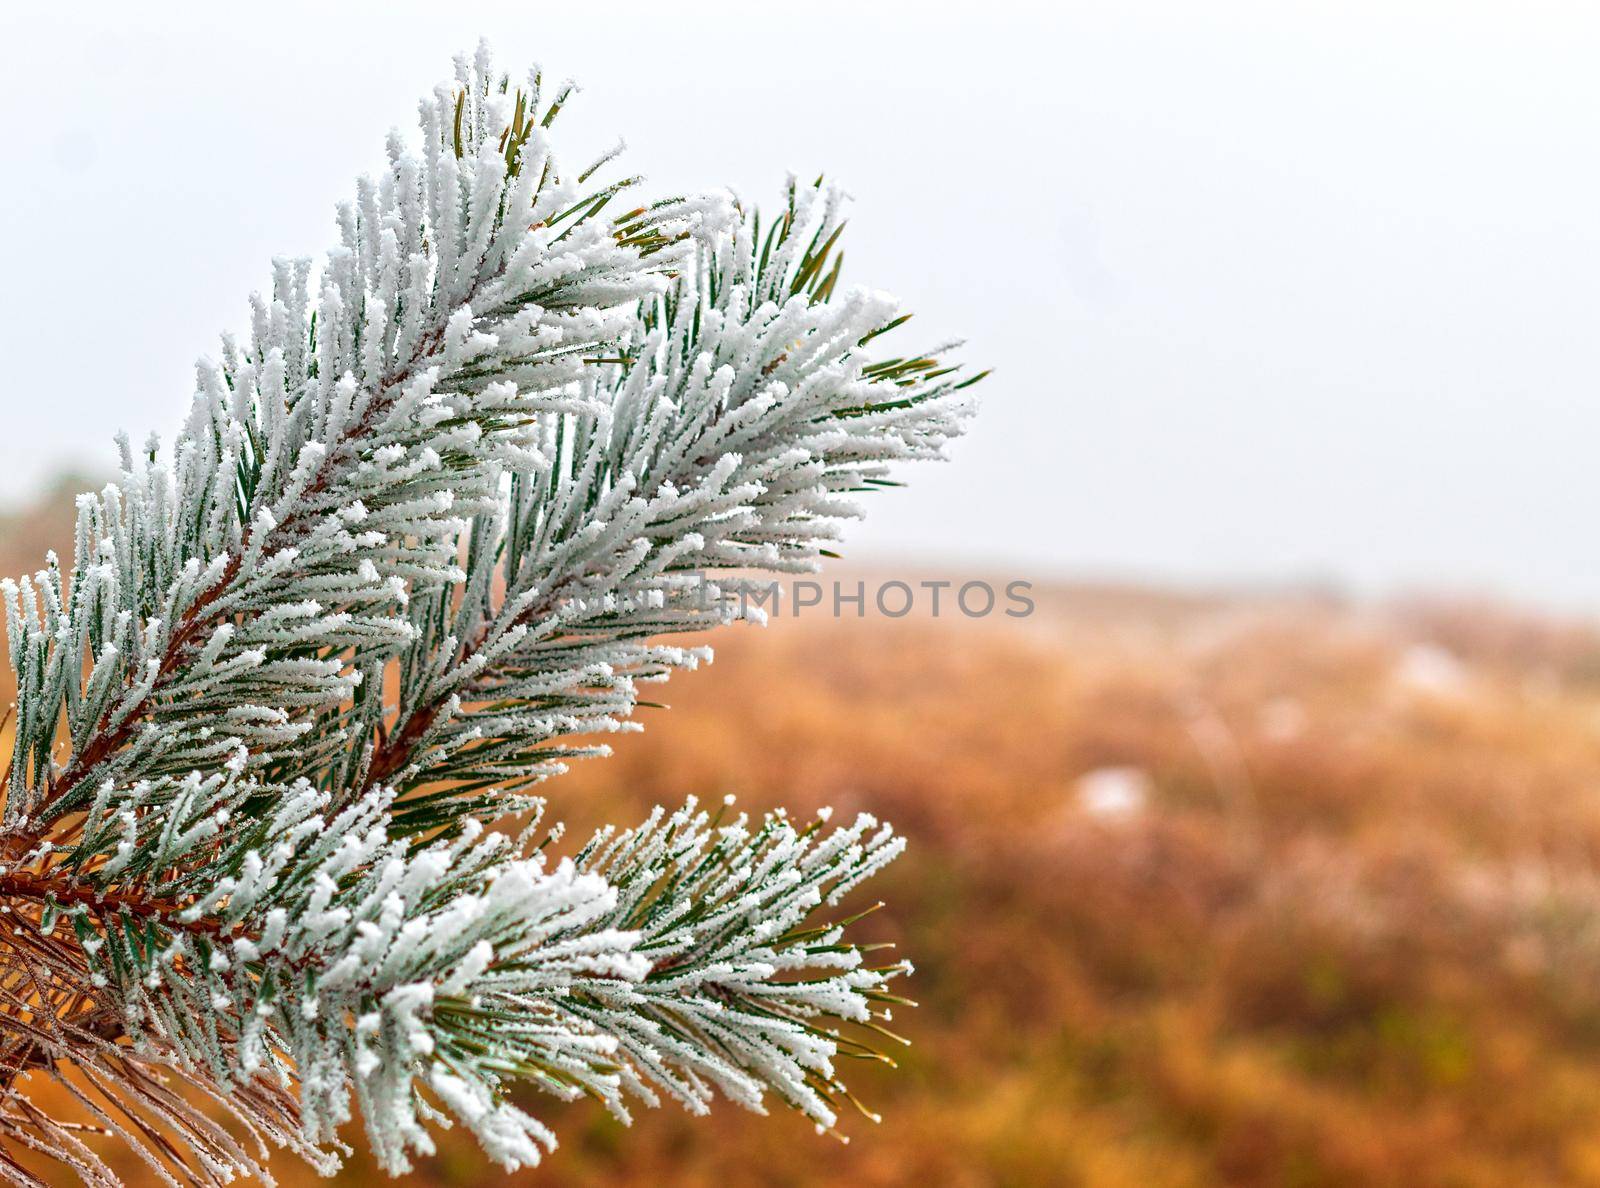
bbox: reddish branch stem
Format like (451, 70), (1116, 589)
(0, 870), (225, 938)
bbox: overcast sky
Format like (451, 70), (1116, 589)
(4, 1), (1599, 608)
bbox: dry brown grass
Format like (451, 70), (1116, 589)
(9, 491), (1600, 1185)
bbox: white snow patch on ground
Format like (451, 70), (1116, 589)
(1393, 643), (1471, 698)
(1076, 767), (1152, 818)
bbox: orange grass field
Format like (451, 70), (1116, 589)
(11, 490), (1600, 1185)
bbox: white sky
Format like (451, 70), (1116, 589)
(4, 1), (1600, 608)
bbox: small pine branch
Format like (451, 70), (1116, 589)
(0, 42), (977, 1186)
(567, 799), (912, 1132)
(341, 177), (974, 827)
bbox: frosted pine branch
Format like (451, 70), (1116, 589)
(0, 782), (908, 1179)
(3, 47), (709, 836)
(568, 798), (912, 1132)
(0, 43), (975, 1187)
(338, 177), (979, 827)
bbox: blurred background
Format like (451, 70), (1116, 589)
(7, 1), (1600, 1184)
